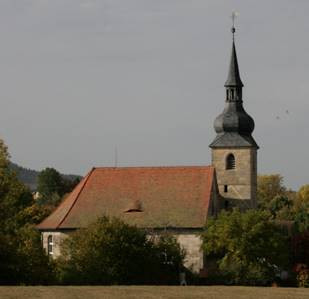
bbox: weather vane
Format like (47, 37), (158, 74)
(231, 11), (239, 39)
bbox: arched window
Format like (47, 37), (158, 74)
(47, 235), (53, 256)
(226, 153), (235, 170)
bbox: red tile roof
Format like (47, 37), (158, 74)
(37, 166), (215, 230)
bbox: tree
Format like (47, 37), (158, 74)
(0, 140), (33, 233)
(201, 209), (289, 285)
(268, 195), (294, 220)
(298, 185), (309, 204)
(57, 216), (185, 285)
(0, 139), (54, 284)
(257, 174), (287, 210)
(37, 168), (63, 203)
(37, 168), (80, 206)
(293, 202), (309, 233)
(16, 225), (55, 284)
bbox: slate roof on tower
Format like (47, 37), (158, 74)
(209, 26), (258, 149)
(224, 41), (243, 87)
(37, 166), (216, 230)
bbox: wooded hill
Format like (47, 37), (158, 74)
(9, 162), (81, 191)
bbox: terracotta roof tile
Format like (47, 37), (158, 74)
(37, 166), (215, 230)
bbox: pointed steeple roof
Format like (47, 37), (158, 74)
(224, 38), (243, 87)
(209, 21), (258, 149)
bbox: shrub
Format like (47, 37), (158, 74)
(56, 216), (185, 285)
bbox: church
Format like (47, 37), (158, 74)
(37, 25), (259, 274)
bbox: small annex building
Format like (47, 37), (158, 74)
(38, 25), (259, 274)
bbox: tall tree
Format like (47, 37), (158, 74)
(0, 139), (54, 284)
(37, 168), (80, 206)
(201, 209), (289, 285)
(0, 140), (33, 233)
(37, 168), (63, 201)
(257, 174), (287, 210)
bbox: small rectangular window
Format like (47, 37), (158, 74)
(48, 235), (53, 255)
(224, 185), (228, 193)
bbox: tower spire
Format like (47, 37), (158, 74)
(209, 14), (258, 148)
(225, 12), (243, 88)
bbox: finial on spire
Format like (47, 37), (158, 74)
(231, 11), (238, 40)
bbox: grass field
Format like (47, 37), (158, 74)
(0, 286), (308, 299)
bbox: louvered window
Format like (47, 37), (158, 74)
(226, 154), (235, 170)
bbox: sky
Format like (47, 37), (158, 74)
(0, 0), (308, 190)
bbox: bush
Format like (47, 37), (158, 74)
(0, 227), (55, 285)
(56, 216), (185, 285)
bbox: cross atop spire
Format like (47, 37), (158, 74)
(225, 12), (243, 87)
(231, 11), (237, 40)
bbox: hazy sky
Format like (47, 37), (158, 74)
(0, 0), (308, 190)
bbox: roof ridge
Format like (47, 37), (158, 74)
(56, 167), (95, 229)
(94, 165), (214, 170)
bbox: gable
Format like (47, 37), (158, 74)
(37, 166), (215, 230)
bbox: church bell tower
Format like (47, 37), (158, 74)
(209, 22), (259, 209)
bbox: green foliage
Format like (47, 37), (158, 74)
(14, 226), (55, 284)
(257, 174), (287, 211)
(37, 167), (80, 206)
(0, 226), (55, 285)
(0, 139), (54, 284)
(0, 142), (33, 234)
(293, 203), (309, 233)
(57, 216), (185, 285)
(9, 162), (39, 191)
(269, 195), (294, 220)
(37, 168), (63, 203)
(9, 162), (81, 192)
(292, 186), (309, 233)
(201, 209), (289, 285)
(0, 139), (9, 169)
(257, 175), (309, 233)
(298, 185), (309, 204)
(150, 233), (186, 284)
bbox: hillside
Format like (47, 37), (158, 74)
(9, 162), (82, 191)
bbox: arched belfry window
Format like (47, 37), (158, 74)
(226, 153), (236, 170)
(47, 235), (53, 256)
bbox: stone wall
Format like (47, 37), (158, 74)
(149, 229), (204, 273)
(41, 231), (71, 259)
(212, 147), (257, 208)
(176, 233), (203, 273)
